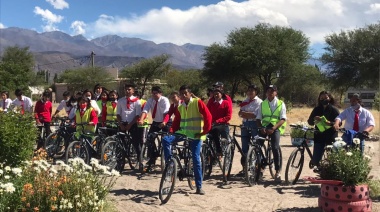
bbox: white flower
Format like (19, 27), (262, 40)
(3, 183), (15, 193)
(334, 137), (343, 142)
(77, 202), (82, 207)
(74, 195), (80, 199)
(111, 169), (121, 177)
(4, 166), (11, 172)
(56, 160), (65, 166)
(325, 145), (333, 150)
(364, 155), (371, 160)
(346, 152), (353, 156)
(4, 175), (10, 179)
(90, 158), (99, 166)
(353, 138), (360, 145)
(0, 170), (3, 175)
(68, 202), (73, 209)
(11, 168), (22, 176)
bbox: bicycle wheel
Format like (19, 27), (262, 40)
(44, 131), (61, 158)
(126, 142), (138, 170)
(65, 140), (90, 164)
(285, 148), (304, 185)
(186, 150), (196, 190)
(159, 158), (177, 204)
(101, 140), (117, 170)
(139, 143), (150, 171)
(222, 143), (233, 182)
(115, 142), (126, 173)
(202, 143), (212, 179)
(245, 146), (260, 186)
(267, 145), (282, 179)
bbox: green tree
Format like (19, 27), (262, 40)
(120, 54), (171, 96)
(0, 46), (35, 93)
(202, 24), (310, 99)
(60, 66), (112, 92)
(322, 22), (380, 100)
(163, 69), (207, 97)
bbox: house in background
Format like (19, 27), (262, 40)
(344, 87), (377, 109)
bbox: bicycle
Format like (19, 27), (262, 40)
(285, 124), (317, 185)
(245, 129), (282, 186)
(44, 117), (75, 159)
(159, 133), (205, 204)
(65, 123), (106, 164)
(201, 124), (233, 183)
(139, 123), (166, 172)
(101, 127), (139, 172)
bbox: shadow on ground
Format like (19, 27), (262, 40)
(273, 183), (320, 198)
(274, 207), (320, 212)
(110, 188), (158, 204)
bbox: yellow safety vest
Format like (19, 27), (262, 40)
(106, 102), (117, 121)
(177, 98), (206, 140)
(261, 99), (286, 135)
(75, 108), (96, 135)
(139, 99), (149, 128)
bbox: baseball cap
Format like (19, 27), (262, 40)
(266, 85), (278, 91)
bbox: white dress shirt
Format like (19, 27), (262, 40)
(11, 96), (33, 113)
(240, 96), (263, 122)
(116, 96), (141, 123)
(335, 106), (375, 132)
(0, 98), (12, 112)
(142, 96), (170, 122)
(256, 96), (287, 120)
(56, 99), (71, 115)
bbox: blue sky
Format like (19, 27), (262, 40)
(1, 0), (380, 57)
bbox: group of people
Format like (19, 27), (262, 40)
(0, 82), (376, 195)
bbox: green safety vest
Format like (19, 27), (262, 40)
(105, 102), (117, 121)
(261, 99), (286, 135)
(177, 98), (206, 140)
(139, 99), (149, 128)
(75, 108), (96, 135)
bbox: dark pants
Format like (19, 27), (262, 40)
(147, 121), (170, 164)
(312, 129), (337, 166)
(209, 124), (229, 155)
(259, 129), (281, 171)
(37, 122), (51, 149)
(125, 123), (141, 161)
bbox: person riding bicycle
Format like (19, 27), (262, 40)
(138, 86), (170, 172)
(34, 90), (53, 149)
(238, 84), (262, 175)
(116, 83), (142, 166)
(256, 85), (286, 182)
(206, 87), (232, 157)
(333, 93), (375, 152)
(74, 96), (98, 138)
(162, 85), (212, 195)
(307, 91), (340, 171)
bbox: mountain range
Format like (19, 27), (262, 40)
(0, 27), (206, 78)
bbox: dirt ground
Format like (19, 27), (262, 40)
(107, 136), (380, 212)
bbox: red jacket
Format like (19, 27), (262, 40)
(171, 99), (212, 135)
(34, 100), (52, 122)
(207, 99), (232, 124)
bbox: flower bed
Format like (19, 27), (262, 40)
(0, 157), (119, 211)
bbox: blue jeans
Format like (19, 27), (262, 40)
(241, 121), (258, 166)
(162, 135), (203, 189)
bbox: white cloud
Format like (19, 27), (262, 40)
(34, 6), (64, 31)
(71, 21), (86, 35)
(46, 0), (69, 10)
(366, 3), (380, 14)
(81, 0), (380, 46)
(0, 23), (5, 29)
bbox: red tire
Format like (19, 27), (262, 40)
(320, 184), (370, 202)
(318, 196), (372, 212)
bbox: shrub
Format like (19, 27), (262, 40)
(0, 111), (36, 166)
(319, 146), (371, 186)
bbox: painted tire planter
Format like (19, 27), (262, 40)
(318, 196), (372, 212)
(320, 184), (370, 202)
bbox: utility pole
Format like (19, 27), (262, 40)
(91, 51), (96, 68)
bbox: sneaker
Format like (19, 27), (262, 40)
(275, 172), (281, 182)
(195, 188), (205, 195)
